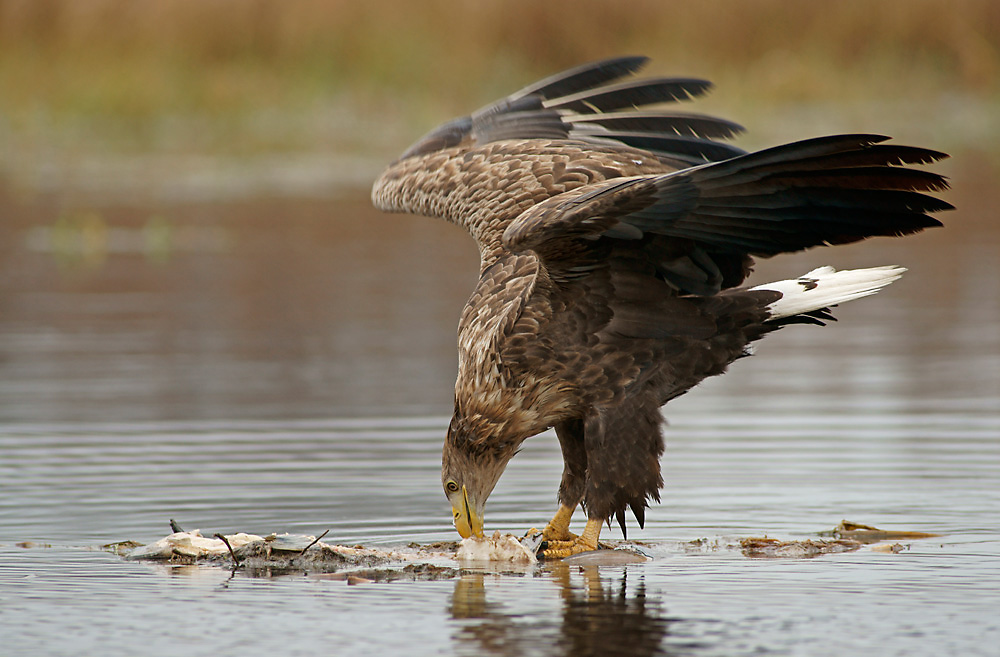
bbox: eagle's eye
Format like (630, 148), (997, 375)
(445, 480), (460, 494)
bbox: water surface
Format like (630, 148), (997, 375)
(1, 181), (998, 656)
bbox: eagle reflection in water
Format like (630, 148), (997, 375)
(450, 565), (670, 657)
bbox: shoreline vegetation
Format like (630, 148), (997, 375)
(1, 0), (997, 199)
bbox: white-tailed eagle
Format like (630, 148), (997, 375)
(371, 57), (951, 557)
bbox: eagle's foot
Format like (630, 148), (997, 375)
(544, 526), (579, 542)
(541, 518), (602, 559)
(537, 504), (578, 542)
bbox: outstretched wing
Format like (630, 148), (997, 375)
(397, 56), (745, 166)
(503, 134), (952, 294)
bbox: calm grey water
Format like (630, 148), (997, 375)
(1, 181), (999, 656)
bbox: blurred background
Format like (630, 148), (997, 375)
(2, 9), (997, 655)
(1, 0), (997, 423)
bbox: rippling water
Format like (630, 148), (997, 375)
(1, 183), (998, 656)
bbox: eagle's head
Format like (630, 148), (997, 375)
(440, 413), (519, 539)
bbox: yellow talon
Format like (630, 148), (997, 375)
(542, 518), (602, 558)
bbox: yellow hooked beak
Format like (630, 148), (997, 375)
(452, 485), (484, 539)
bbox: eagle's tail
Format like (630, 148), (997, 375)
(752, 265), (905, 322)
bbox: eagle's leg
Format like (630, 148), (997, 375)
(559, 401), (664, 555)
(535, 419), (588, 541)
(542, 518), (601, 558)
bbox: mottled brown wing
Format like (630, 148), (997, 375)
(503, 134), (952, 293)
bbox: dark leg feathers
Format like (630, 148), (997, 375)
(555, 418), (588, 509)
(583, 396), (665, 537)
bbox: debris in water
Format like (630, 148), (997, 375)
(827, 520), (941, 544)
(128, 530), (263, 560)
(740, 536), (862, 558)
(871, 543), (908, 554)
(740, 520), (940, 558)
(15, 541), (53, 549)
(103, 540), (143, 556)
(456, 531), (538, 564)
(123, 528), (454, 577)
(115, 519), (941, 576)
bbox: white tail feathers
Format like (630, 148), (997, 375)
(752, 265), (906, 320)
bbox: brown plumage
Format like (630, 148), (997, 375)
(371, 56), (951, 556)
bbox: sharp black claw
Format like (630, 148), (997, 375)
(630, 503), (646, 530)
(615, 510), (628, 540)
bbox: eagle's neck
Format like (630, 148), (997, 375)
(453, 254), (576, 442)
(452, 369), (575, 448)
(447, 404), (524, 460)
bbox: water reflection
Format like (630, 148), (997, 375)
(0, 191), (478, 423)
(1, 170), (999, 657)
(451, 565), (670, 657)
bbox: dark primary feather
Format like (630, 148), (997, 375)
(591, 132), (746, 162)
(505, 55), (650, 103)
(504, 133), (951, 267)
(544, 77), (715, 113)
(398, 116), (473, 160)
(397, 56), (739, 168)
(691, 135), (948, 183)
(569, 111), (745, 139)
